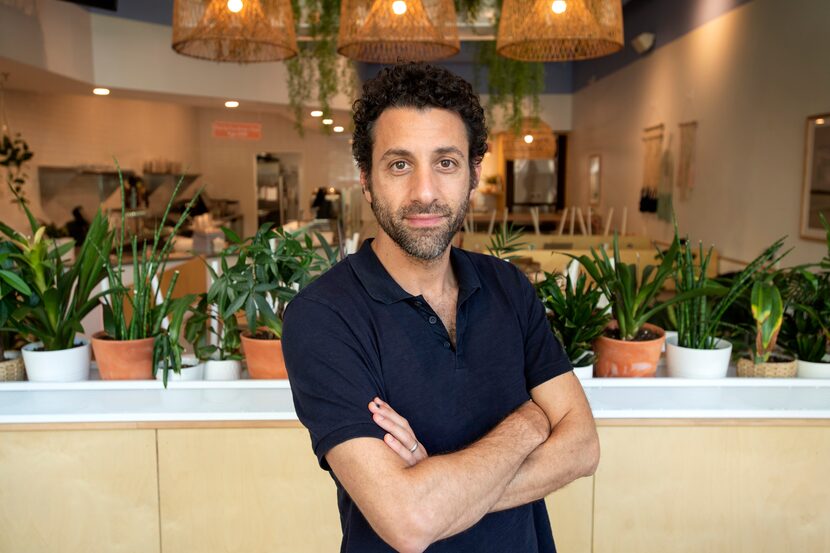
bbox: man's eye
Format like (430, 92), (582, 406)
(439, 159), (456, 168)
(392, 161), (408, 171)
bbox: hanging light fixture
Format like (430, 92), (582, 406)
(497, 0), (623, 62)
(172, 0), (298, 63)
(337, 0), (460, 63)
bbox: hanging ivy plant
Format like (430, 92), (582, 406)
(288, 0), (359, 135)
(286, 0), (543, 136)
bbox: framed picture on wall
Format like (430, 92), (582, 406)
(801, 113), (830, 240)
(588, 154), (601, 206)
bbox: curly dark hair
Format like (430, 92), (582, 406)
(352, 62), (488, 186)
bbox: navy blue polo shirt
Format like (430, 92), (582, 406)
(283, 239), (572, 553)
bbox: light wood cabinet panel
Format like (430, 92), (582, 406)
(547, 475), (594, 553)
(0, 430), (160, 553)
(593, 425), (830, 553)
(157, 428), (341, 553)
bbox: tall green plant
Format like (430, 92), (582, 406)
(571, 234), (715, 341)
(0, 197), (112, 351)
(98, 167), (200, 371)
(672, 230), (787, 350)
(537, 271), (611, 366)
(0, 239), (31, 358)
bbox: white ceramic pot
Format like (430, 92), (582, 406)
(797, 356), (830, 378)
(573, 364), (594, 380)
(204, 359), (242, 381)
(662, 331), (678, 353)
(155, 355), (205, 382)
(665, 336), (732, 378)
(21, 338), (91, 382)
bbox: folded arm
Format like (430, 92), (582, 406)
(325, 400), (550, 553)
(373, 371), (600, 514)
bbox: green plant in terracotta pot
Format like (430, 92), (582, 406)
(0, 194), (112, 382)
(92, 168), (199, 380)
(536, 270), (611, 379)
(228, 223), (336, 379)
(570, 233), (714, 377)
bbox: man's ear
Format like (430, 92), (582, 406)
(360, 172), (372, 204)
(470, 163), (483, 200)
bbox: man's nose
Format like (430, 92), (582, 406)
(409, 166), (438, 204)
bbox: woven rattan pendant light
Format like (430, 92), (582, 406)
(337, 0), (460, 63)
(497, 0), (623, 62)
(172, 0), (298, 62)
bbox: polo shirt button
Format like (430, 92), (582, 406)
(414, 300), (422, 306)
(428, 316), (437, 324)
(443, 341), (450, 348)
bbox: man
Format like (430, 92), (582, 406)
(283, 63), (599, 553)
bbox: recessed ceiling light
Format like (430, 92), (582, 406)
(93, 88), (110, 96)
(333, 126), (344, 133)
(310, 110), (324, 117)
(523, 134), (534, 144)
(817, 118), (826, 126)
(225, 100), (240, 108)
(551, 0), (567, 14)
(227, 0), (243, 13)
(322, 118), (334, 125)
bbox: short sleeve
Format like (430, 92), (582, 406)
(513, 266), (573, 390)
(283, 296), (387, 470)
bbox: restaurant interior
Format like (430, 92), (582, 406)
(0, 1), (828, 552)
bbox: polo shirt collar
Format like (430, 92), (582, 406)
(349, 239), (481, 305)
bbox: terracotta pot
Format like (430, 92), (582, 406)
(91, 332), (154, 380)
(736, 357), (797, 378)
(241, 333), (286, 379)
(592, 321), (665, 378)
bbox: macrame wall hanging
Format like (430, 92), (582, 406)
(677, 121), (698, 201)
(640, 124), (664, 214)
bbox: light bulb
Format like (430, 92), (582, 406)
(322, 118), (334, 125)
(551, 0), (567, 14)
(225, 100), (239, 108)
(523, 134), (534, 144)
(392, 1), (407, 15)
(333, 126), (345, 133)
(93, 88), (110, 96)
(817, 118), (826, 126)
(227, 0), (243, 13)
(310, 110), (324, 117)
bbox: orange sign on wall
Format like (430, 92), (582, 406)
(212, 121), (262, 140)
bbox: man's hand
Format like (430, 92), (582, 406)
(369, 397), (429, 466)
(370, 397), (551, 467)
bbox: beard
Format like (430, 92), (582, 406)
(371, 192), (470, 261)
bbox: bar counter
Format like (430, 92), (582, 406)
(2, 371), (829, 553)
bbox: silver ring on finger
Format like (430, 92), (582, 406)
(409, 441), (419, 453)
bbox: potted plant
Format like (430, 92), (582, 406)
(232, 224), (336, 379)
(184, 256), (245, 381)
(736, 277), (797, 377)
(778, 214), (830, 378)
(666, 231), (787, 378)
(0, 196), (112, 382)
(536, 271), (611, 379)
(571, 233), (712, 377)
(0, 239), (30, 381)
(154, 292), (201, 385)
(92, 168), (199, 380)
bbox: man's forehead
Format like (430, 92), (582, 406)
(371, 106), (469, 154)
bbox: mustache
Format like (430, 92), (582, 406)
(397, 201), (452, 217)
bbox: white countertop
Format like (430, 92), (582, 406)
(1, 372), (830, 424)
